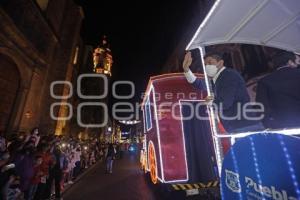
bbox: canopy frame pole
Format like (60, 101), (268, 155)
(186, 0), (222, 50)
(198, 47), (224, 177)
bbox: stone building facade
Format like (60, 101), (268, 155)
(0, 0), (84, 136)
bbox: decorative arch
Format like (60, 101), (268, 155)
(0, 47), (35, 134)
(0, 47), (32, 88)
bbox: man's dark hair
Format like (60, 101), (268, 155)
(272, 50), (296, 69)
(204, 52), (224, 61)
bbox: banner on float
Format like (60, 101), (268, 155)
(221, 133), (300, 200)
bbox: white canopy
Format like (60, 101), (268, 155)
(186, 0), (300, 53)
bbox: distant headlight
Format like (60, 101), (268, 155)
(129, 146), (135, 152)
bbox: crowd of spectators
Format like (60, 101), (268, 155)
(0, 128), (108, 200)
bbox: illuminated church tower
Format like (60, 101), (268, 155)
(93, 35), (113, 76)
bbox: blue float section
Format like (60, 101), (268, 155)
(221, 133), (300, 200)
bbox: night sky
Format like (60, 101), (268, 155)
(74, 0), (200, 104)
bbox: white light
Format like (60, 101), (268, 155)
(175, 100), (193, 182)
(214, 128), (300, 139)
(144, 134), (149, 171)
(230, 137), (236, 145)
(199, 47), (223, 176)
(157, 177), (164, 183)
(199, 47), (211, 96)
(141, 78), (156, 108)
(145, 96), (153, 131)
(143, 110), (146, 133)
(186, 0), (222, 50)
(151, 85), (165, 182)
(118, 120), (141, 125)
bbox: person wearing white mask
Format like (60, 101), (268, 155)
(183, 51), (264, 133)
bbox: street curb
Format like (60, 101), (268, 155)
(62, 160), (103, 195)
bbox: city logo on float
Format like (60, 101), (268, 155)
(245, 176), (298, 200)
(225, 169), (298, 200)
(225, 169), (241, 193)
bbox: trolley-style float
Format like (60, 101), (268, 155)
(141, 0), (300, 198)
(140, 73), (220, 190)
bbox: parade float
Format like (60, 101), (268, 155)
(141, 0), (300, 199)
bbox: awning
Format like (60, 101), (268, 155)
(186, 0), (300, 53)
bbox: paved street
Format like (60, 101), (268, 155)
(63, 152), (161, 200)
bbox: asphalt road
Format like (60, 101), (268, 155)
(63, 151), (162, 200)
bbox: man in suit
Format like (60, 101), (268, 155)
(183, 51), (264, 133)
(256, 51), (300, 129)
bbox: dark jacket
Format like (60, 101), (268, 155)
(106, 145), (116, 158)
(192, 68), (260, 131)
(256, 67), (300, 129)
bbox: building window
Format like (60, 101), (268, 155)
(36, 0), (49, 11)
(145, 97), (152, 131)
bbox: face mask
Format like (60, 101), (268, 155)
(205, 65), (218, 78)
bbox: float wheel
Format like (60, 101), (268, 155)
(148, 142), (158, 184)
